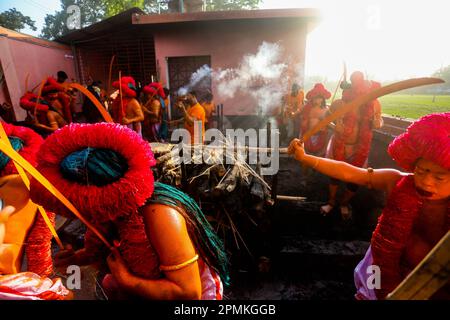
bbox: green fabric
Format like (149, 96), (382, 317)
(148, 182), (230, 285)
(0, 136), (24, 170)
(60, 148), (128, 186)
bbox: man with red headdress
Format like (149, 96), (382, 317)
(0, 122), (71, 300)
(320, 71), (383, 219)
(30, 123), (229, 300)
(289, 112), (449, 299)
(141, 82), (168, 142)
(111, 76), (144, 135)
(300, 83), (331, 157)
(19, 78), (71, 136)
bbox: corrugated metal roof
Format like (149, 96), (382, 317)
(57, 7), (320, 44)
(0, 26), (70, 50)
(56, 7), (145, 44)
(133, 8), (321, 25)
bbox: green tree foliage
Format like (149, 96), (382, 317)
(204, 0), (261, 10)
(433, 65), (450, 85)
(41, 0), (262, 40)
(0, 8), (37, 32)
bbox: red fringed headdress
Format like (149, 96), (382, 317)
(142, 85), (158, 96)
(148, 82), (166, 99)
(42, 77), (65, 95)
(19, 92), (50, 113)
(29, 123), (156, 223)
(332, 73), (379, 167)
(0, 122), (43, 177)
(306, 83), (331, 101)
(371, 113), (450, 299)
(388, 112), (450, 171)
(112, 76), (137, 98)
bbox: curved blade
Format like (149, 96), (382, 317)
(302, 77), (444, 142)
(69, 83), (113, 122)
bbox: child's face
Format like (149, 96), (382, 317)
(413, 158), (450, 200)
(312, 97), (324, 107)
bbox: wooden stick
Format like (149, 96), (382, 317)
(276, 195), (307, 201)
(107, 55), (115, 95)
(387, 231), (450, 300)
(118, 70), (123, 123)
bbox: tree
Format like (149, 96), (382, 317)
(433, 65), (450, 85)
(204, 0), (262, 10)
(41, 0), (262, 40)
(41, 0), (107, 40)
(0, 8), (37, 32)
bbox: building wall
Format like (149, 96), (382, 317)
(152, 19), (308, 115)
(0, 36), (76, 121)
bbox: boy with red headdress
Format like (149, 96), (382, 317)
(111, 76), (144, 135)
(289, 112), (449, 299)
(30, 123), (229, 300)
(300, 83), (331, 156)
(0, 122), (70, 300)
(320, 71), (383, 219)
(19, 78), (71, 135)
(141, 82), (168, 142)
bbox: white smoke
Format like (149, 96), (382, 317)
(177, 42), (294, 114)
(214, 42), (289, 114)
(178, 64), (212, 96)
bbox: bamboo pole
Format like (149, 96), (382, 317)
(387, 231), (450, 300)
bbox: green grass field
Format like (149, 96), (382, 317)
(379, 94), (450, 119)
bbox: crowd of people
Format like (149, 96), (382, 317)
(0, 69), (447, 300)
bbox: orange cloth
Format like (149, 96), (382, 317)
(185, 103), (205, 143)
(285, 90), (304, 114)
(201, 101), (215, 123)
(0, 200), (37, 274)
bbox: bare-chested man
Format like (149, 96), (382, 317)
(300, 83), (331, 157)
(320, 72), (383, 219)
(33, 91), (67, 133)
(141, 84), (163, 142)
(111, 76), (144, 135)
(289, 112), (449, 299)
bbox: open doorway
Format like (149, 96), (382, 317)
(167, 55), (211, 118)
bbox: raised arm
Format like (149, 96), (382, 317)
(288, 139), (406, 193)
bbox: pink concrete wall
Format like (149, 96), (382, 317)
(153, 19), (308, 115)
(0, 36), (76, 121)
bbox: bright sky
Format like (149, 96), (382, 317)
(261, 0), (450, 81)
(1, 0), (450, 81)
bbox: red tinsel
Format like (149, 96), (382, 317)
(41, 77), (65, 95)
(115, 212), (161, 279)
(0, 122), (43, 176)
(111, 76), (137, 124)
(371, 176), (450, 299)
(388, 112), (450, 171)
(111, 96), (133, 124)
(301, 102), (328, 154)
(25, 211), (55, 277)
(29, 123), (156, 223)
(112, 76), (137, 98)
(19, 92), (49, 113)
(332, 81), (376, 167)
